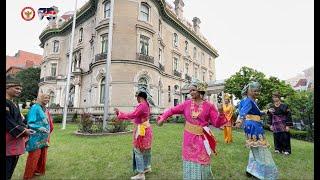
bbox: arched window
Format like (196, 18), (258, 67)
(100, 77), (105, 104)
(53, 40), (59, 53)
(138, 77), (148, 89)
(140, 3), (150, 22)
(173, 33), (178, 47)
(79, 28), (83, 42)
(49, 91), (55, 106)
(104, 1), (111, 18)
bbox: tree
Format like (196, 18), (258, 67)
(15, 67), (41, 103)
(224, 66), (295, 108)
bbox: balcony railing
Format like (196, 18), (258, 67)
(39, 76), (57, 83)
(185, 74), (191, 81)
(136, 53), (154, 64)
(159, 63), (165, 71)
(95, 53), (108, 62)
(174, 70), (182, 78)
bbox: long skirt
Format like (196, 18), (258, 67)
(273, 132), (291, 154)
(246, 147), (278, 180)
(223, 126), (232, 143)
(133, 148), (151, 173)
(183, 160), (213, 180)
(23, 147), (48, 180)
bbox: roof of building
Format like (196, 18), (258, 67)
(294, 78), (308, 87)
(6, 50), (43, 70)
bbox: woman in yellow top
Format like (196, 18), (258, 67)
(223, 93), (234, 143)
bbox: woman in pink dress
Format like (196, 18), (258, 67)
(157, 81), (227, 179)
(114, 90), (153, 180)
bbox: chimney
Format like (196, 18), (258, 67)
(174, 0), (184, 18)
(192, 17), (201, 34)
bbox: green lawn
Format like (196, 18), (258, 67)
(12, 123), (314, 180)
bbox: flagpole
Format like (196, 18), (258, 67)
(62, 0), (78, 129)
(103, 0), (115, 131)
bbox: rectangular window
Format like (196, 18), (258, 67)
(140, 35), (149, 55)
(53, 41), (59, 53)
(202, 70), (206, 81)
(79, 28), (83, 42)
(158, 20), (162, 36)
(201, 52), (205, 64)
(194, 67), (198, 79)
(159, 48), (162, 63)
(173, 33), (178, 47)
(51, 63), (57, 77)
(140, 4), (149, 22)
(104, 1), (111, 18)
(209, 74), (213, 81)
(101, 35), (108, 54)
(193, 47), (197, 59)
(185, 41), (188, 54)
(173, 57), (178, 71)
(185, 63), (189, 74)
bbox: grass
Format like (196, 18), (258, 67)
(12, 123), (314, 180)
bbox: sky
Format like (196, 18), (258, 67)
(6, 0), (314, 80)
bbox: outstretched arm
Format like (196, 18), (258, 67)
(116, 104), (145, 121)
(157, 101), (186, 125)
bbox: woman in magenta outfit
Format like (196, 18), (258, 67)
(157, 81), (227, 180)
(114, 89), (153, 180)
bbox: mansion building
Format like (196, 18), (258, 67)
(39, 0), (220, 114)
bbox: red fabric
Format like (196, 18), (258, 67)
(6, 131), (27, 156)
(23, 147), (48, 180)
(203, 129), (217, 155)
(46, 110), (54, 133)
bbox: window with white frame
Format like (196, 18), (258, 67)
(193, 47), (197, 60)
(101, 34), (108, 54)
(100, 77), (105, 104)
(140, 3), (150, 22)
(104, 1), (111, 18)
(159, 48), (162, 63)
(202, 70), (206, 81)
(53, 40), (59, 53)
(50, 63), (57, 77)
(79, 28), (83, 42)
(49, 91), (55, 106)
(185, 63), (189, 74)
(173, 57), (179, 71)
(158, 19), (162, 36)
(140, 35), (150, 55)
(185, 41), (188, 54)
(194, 67), (198, 79)
(173, 33), (178, 47)
(201, 52), (205, 64)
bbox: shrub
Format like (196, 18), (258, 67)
(53, 115), (63, 123)
(174, 115), (185, 123)
(107, 116), (129, 133)
(289, 129), (313, 142)
(78, 113), (94, 133)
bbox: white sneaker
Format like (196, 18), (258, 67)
(274, 150), (280, 153)
(283, 152), (290, 155)
(143, 168), (152, 174)
(131, 173), (145, 180)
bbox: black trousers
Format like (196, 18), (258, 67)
(273, 132), (291, 154)
(6, 155), (19, 180)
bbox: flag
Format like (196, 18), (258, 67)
(38, 6), (58, 21)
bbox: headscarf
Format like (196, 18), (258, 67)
(136, 86), (155, 106)
(190, 79), (208, 92)
(6, 75), (22, 88)
(241, 81), (261, 95)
